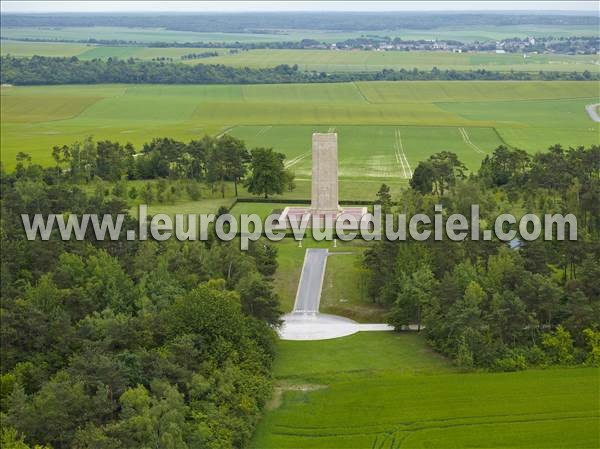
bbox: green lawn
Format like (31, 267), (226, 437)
(251, 332), (600, 449)
(320, 248), (387, 322)
(258, 237), (377, 316)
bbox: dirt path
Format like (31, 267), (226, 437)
(585, 104), (600, 123)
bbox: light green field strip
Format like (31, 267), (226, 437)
(392, 24), (600, 42)
(355, 81), (600, 103)
(1, 82), (597, 169)
(76, 45), (227, 60)
(2, 24), (598, 44)
(202, 49), (600, 73)
(0, 40), (93, 57)
(0, 40), (230, 60)
(0, 26), (307, 43)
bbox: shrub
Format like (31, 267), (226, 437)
(583, 328), (600, 366)
(494, 349), (528, 371)
(542, 325), (575, 365)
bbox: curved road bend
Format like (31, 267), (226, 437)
(293, 248), (328, 313)
(585, 103), (600, 123)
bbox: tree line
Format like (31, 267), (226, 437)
(2, 55), (598, 86)
(365, 144), (600, 371)
(37, 134), (295, 199)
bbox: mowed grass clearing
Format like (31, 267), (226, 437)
(253, 237), (380, 319)
(252, 332), (600, 449)
(2, 82), (598, 175)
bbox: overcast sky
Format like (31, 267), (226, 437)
(1, 1), (598, 14)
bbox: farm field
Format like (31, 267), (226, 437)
(0, 40), (228, 60)
(2, 24), (598, 44)
(3, 40), (599, 73)
(0, 26), (373, 44)
(197, 49), (600, 73)
(2, 81), (598, 196)
(251, 332), (600, 449)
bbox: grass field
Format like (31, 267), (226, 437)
(251, 332), (600, 449)
(2, 81), (598, 192)
(198, 49), (600, 73)
(250, 237), (382, 320)
(0, 40), (229, 59)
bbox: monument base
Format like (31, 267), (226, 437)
(275, 206), (368, 229)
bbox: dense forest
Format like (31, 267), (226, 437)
(3, 12), (598, 32)
(364, 145), (600, 370)
(2, 55), (598, 85)
(0, 137), (287, 447)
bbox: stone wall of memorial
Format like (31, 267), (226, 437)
(311, 133), (339, 213)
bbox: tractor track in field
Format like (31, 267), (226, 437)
(256, 125), (272, 136)
(216, 126), (234, 138)
(585, 103), (600, 123)
(458, 127), (485, 154)
(352, 81), (375, 104)
(284, 152), (309, 169)
(271, 413), (598, 440)
(394, 128), (412, 179)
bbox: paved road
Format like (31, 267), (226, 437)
(280, 248), (394, 340)
(293, 248), (328, 313)
(585, 103), (600, 123)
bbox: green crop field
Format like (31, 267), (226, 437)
(251, 332), (600, 449)
(0, 40), (94, 57)
(1, 40), (228, 60)
(198, 49), (600, 73)
(2, 81), (598, 197)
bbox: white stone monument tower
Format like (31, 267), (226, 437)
(311, 133), (339, 215)
(276, 132), (366, 228)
